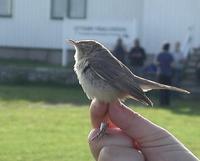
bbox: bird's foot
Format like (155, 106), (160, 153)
(91, 122), (108, 141)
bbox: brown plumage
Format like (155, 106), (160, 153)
(69, 39), (190, 106)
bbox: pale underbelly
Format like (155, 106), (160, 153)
(78, 72), (120, 102)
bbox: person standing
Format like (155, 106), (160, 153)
(156, 43), (174, 106)
(113, 38), (127, 64)
(128, 39), (146, 76)
(173, 42), (185, 86)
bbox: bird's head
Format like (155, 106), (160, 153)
(68, 40), (104, 60)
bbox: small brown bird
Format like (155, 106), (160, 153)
(68, 39), (189, 139)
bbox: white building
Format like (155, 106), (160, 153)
(0, 0), (199, 66)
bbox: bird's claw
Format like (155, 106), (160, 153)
(91, 122), (108, 141)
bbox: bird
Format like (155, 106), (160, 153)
(68, 39), (190, 139)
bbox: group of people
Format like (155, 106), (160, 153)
(113, 38), (146, 76)
(112, 38), (185, 106)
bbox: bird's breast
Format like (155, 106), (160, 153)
(74, 61), (120, 102)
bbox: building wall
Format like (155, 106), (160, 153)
(88, 0), (143, 43)
(88, 0), (143, 29)
(142, 0), (200, 54)
(0, 0), (199, 60)
(63, 0), (143, 47)
(0, 0), (62, 49)
(0, 0), (143, 50)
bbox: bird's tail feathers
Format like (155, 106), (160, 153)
(138, 77), (190, 94)
(152, 83), (190, 94)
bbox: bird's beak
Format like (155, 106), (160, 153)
(67, 39), (78, 46)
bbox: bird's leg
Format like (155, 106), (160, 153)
(91, 122), (108, 141)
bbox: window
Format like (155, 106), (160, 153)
(51, 0), (66, 19)
(0, 0), (12, 17)
(67, 0), (86, 19)
(50, 0), (87, 20)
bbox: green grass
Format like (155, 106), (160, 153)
(0, 85), (199, 161)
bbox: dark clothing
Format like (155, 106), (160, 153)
(128, 47), (146, 66)
(113, 45), (126, 63)
(157, 52), (174, 77)
(157, 51), (174, 106)
(144, 64), (157, 74)
(158, 74), (172, 106)
(143, 64), (157, 81)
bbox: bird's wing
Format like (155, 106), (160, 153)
(87, 51), (153, 106)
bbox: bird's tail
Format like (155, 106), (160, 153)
(136, 76), (190, 94)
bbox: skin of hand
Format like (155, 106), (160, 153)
(88, 99), (199, 161)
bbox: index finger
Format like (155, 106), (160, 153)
(108, 101), (165, 140)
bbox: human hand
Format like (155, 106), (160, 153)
(88, 99), (199, 161)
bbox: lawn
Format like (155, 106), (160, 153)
(0, 85), (199, 161)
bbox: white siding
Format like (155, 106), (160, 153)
(142, 0), (200, 54)
(1, 0), (199, 53)
(0, 0), (143, 49)
(62, 0), (143, 65)
(63, 0), (143, 47)
(88, 0), (143, 28)
(0, 0), (62, 48)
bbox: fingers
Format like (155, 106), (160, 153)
(90, 100), (171, 148)
(98, 146), (144, 161)
(107, 101), (200, 161)
(88, 128), (133, 159)
(88, 128), (144, 161)
(108, 101), (167, 142)
(89, 100), (199, 161)
(90, 99), (166, 141)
